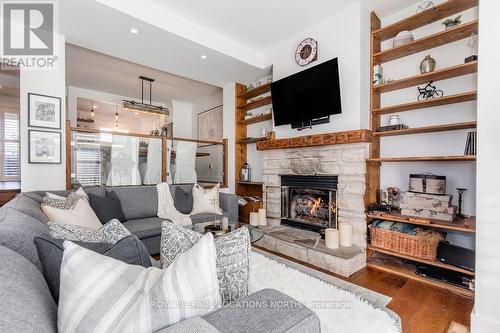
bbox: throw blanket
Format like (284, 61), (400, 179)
(157, 183), (192, 227)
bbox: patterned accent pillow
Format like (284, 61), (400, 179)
(58, 236), (220, 332)
(48, 219), (131, 243)
(42, 193), (86, 210)
(161, 222), (251, 304)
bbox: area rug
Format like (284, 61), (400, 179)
(252, 247), (392, 307)
(249, 250), (402, 333)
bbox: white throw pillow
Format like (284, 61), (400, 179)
(58, 234), (220, 332)
(191, 184), (223, 215)
(42, 196), (102, 230)
(46, 187), (88, 200)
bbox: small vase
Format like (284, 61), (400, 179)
(420, 55), (436, 74)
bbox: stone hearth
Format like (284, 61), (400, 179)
(261, 142), (369, 273)
(254, 225), (366, 277)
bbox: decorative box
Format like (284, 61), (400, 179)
(401, 192), (452, 209)
(409, 173), (446, 195)
(401, 206), (457, 222)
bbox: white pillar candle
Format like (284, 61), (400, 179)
(339, 223), (353, 247)
(249, 212), (259, 226)
(258, 208), (267, 226)
(325, 228), (339, 249)
(222, 217), (229, 231)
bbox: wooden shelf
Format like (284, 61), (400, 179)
(237, 137), (268, 145)
(373, 91), (477, 115)
(367, 246), (474, 276)
(238, 96), (272, 112)
(367, 155), (476, 163)
(237, 181), (263, 186)
(367, 212), (476, 233)
(367, 254), (474, 297)
(373, 121), (476, 137)
(374, 61), (478, 93)
(373, 20), (478, 64)
(237, 83), (271, 100)
(238, 113), (272, 125)
(373, 0), (479, 42)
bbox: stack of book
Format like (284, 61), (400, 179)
(464, 131), (476, 155)
(400, 192), (457, 222)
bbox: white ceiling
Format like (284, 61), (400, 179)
(60, 0), (419, 87)
(66, 44), (221, 106)
(151, 0), (419, 51)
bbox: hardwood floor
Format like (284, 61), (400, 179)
(254, 246), (473, 333)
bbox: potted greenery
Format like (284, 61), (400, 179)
(442, 15), (462, 29)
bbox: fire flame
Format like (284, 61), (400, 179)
(308, 197), (322, 215)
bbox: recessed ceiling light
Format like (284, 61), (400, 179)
(93, 105), (98, 109)
(200, 54), (207, 60)
(130, 28), (139, 34)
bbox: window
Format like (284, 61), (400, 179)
(1, 111), (20, 180)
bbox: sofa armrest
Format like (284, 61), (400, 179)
(202, 288), (320, 333)
(219, 192), (238, 223)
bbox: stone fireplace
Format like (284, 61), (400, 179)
(262, 142), (369, 248)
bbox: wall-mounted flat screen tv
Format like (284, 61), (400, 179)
(271, 58), (342, 128)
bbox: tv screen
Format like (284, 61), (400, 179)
(271, 58), (342, 127)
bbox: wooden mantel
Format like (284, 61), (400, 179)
(256, 129), (372, 150)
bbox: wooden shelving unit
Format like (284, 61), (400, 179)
(373, 121), (476, 137)
(367, 0), (478, 296)
(367, 212), (476, 233)
(235, 82), (274, 222)
(374, 61), (477, 93)
(373, 91), (477, 115)
(373, 20), (478, 64)
(238, 113), (273, 125)
(367, 155), (476, 162)
(367, 254), (474, 298)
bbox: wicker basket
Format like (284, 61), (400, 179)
(368, 225), (444, 260)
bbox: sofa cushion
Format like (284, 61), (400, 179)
(161, 222), (251, 305)
(191, 213), (225, 225)
(202, 289), (320, 333)
(48, 219), (131, 243)
(173, 185), (193, 214)
(35, 235), (152, 303)
(112, 186), (158, 220)
(42, 196), (102, 230)
(88, 191), (126, 223)
(0, 206), (50, 270)
(58, 235), (220, 332)
(191, 184), (223, 215)
(122, 216), (164, 239)
(3, 194), (49, 223)
(0, 245), (57, 333)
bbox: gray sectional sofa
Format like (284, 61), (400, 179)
(0, 185), (320, 333)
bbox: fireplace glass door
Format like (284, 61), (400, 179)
(287, 187), (337, 229)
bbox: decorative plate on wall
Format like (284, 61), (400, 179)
(295, 38), (318, 66)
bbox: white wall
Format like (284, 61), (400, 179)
(264, 2), (370, 139)
(471, 1), (500, 331)
(172, 100), (193, 138)
(379, 3), (477, 249)
(20, 35), (66, 192)
(191, 90), (223, 139)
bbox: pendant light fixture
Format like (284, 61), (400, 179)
(122, 76), (169, 116)
(90, 99), (95, 117)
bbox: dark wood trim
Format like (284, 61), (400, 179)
(222, 138), (228, 189)
(161, 138), (167, 182)
(256, 129), (372, 151)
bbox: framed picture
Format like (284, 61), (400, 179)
(197, 105), (223, 144)
(29, 130), (61, 164)
(28, 93), (61, 129)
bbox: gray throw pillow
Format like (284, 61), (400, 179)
(160, 222), (251, 304)
(48, 219), (131, 243)
(34, 235), (152, 303)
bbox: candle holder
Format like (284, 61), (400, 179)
(456, 188), (467, 218)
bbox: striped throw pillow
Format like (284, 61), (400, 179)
(58, 234), (220, 333)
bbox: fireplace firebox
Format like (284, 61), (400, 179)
(279, 175), (338, 232)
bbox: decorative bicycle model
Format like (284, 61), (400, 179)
(417, 80), (444, 101)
